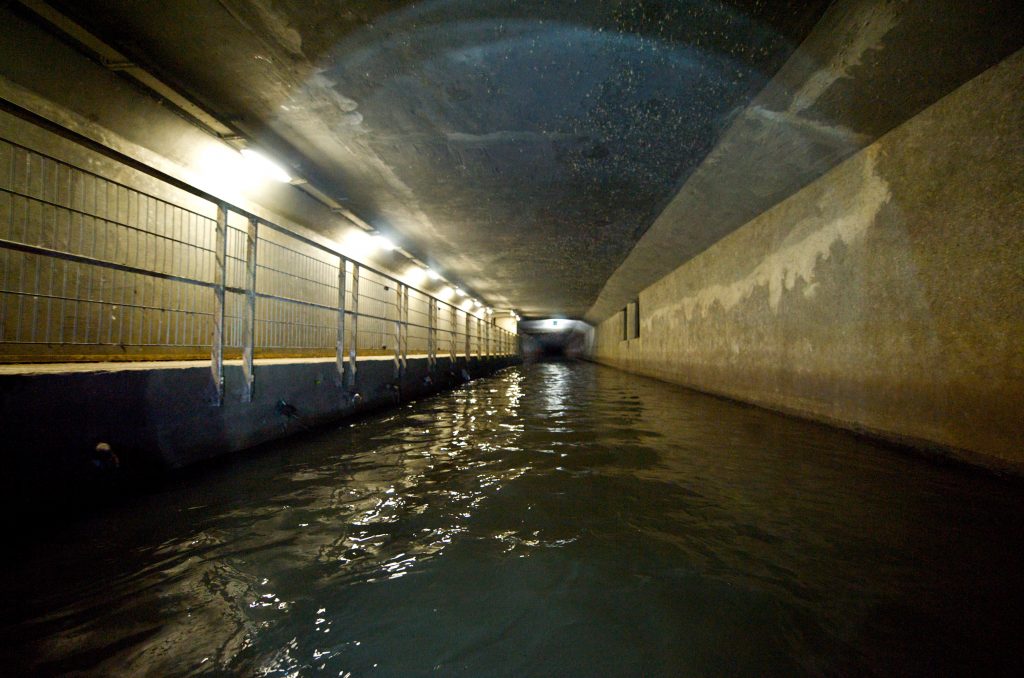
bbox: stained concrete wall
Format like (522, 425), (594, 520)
(592, 49), (1024, 472)
(1, 354), (517, 515)
(0, 1), (493, 314)
(0, 51), (508, 362)
(587, 0), (1024, 324)
(0, 112), (497, 362)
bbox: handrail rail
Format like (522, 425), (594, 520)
(0, 99), (518, 403)
(0, 99), (486, 305)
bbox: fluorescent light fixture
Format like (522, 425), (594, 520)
(404, 266), (426, 285)
(239, 148), (291, 183)
(426, 268), (441, 281)
(373, 235), (396, 251)
(340, 229), (377, 260)
(454, 287), (465, 296)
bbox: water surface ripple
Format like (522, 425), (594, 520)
(4, 362), (1023, 676)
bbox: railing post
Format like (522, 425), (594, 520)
(476, 317), (482, 360)
(401, 284), (409, 373)
(241, 216), (258, 402)
(348, 262), (359, 390)
(464, 311), (471, 363)
(450, 303), (457, 363)
(211, 204), (228, 406)
(393, 283), (402, 379)
(427, 298), (436, 370)
(336, 256), (347, 383)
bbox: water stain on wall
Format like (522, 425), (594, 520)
(649, 145), (891, 328)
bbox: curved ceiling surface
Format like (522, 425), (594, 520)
(51, 0), (830, 317)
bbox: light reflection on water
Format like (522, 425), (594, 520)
(3, 362), (1024, 676)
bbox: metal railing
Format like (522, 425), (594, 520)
(0, 127), (518, 403)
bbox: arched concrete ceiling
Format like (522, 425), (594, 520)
(585, 0), (1024, 324)
(48, 0), (831, 317)
(43, 0), (1024, 321)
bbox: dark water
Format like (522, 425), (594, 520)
(4, 362), (1024, 676)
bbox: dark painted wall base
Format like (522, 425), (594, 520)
(1, 355), (518, 516)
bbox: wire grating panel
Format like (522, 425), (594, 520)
(0, 131), (518, 364)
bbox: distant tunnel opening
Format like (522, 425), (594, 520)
(519, 319), (594, 361)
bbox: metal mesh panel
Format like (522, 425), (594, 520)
(253, 226), (339, 353)
(0, 249), (213, 347)
(406, 288), (430, 355)
(255, 229), (337, 307)
(0, 139), (218, 280)
(355, 268), (393, 353)
(449, 305), (470, 358)
(0, 130), (516, 367)
(254, 295), (335, 350)
(0, 138), (219, 357)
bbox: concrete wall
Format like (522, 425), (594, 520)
(592, 50), (1024, 472)
(1, 354), (517, 514)
(0, 1), (496, 323)
(587, 0), (1024, 325)
(0, 32), (510, 362)
(0, 111), (499, 362)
